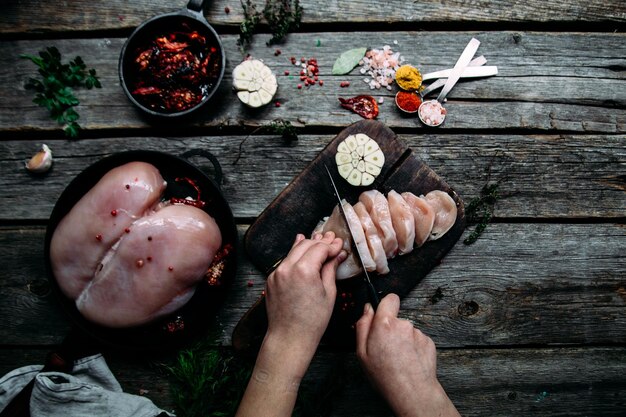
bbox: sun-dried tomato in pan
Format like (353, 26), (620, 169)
(338, 95), (379, 119)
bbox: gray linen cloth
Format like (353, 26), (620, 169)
(0, 354), (174, 416)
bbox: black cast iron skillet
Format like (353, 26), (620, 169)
(1, 150), (237, 417)
(119, 0), (226, 118)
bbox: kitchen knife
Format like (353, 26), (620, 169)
(324, 164), (380, 310)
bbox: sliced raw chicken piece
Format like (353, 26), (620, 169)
(359, 190), (398, 258)
(387, 190), (415, 255)
(76, 204), (222, 328)
(423, 190), (458, 240)
(313, 199), (377, 279)
(51, 162), (167, 299)
(353, 202), (389, 274)
(402, 192), (435, 247)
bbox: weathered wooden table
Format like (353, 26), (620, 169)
(1, 1), (625, 416)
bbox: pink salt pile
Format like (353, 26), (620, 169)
(359, 45), (404, 90)
(419, 100), (447, 127)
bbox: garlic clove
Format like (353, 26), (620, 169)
(364, 149), (385, 167)
(26, 144), (53, 173)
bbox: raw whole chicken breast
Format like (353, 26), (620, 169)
(76, 204), (221, 328)
(313, 200), (376, 279)
(353, 202), (389, 274)
(51, 161), (223, 328)
(401, 192), (435, 247)
(423, 190), (457, 240)
(50, 162), (167, 299)
(387, 190), (415, 255)
(359, 190), (398, 258)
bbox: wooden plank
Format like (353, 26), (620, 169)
(1, 32), (624, 133)
(1, 0), (625, 34)
(1, 223), (624, 347)
(0, 133), (624, 221)
(0, 346), (624, 416)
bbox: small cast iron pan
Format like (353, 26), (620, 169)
(119, 0), (226, 118)
(44, 149), (237, 351)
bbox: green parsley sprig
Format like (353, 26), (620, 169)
(21, 46), (102, 138)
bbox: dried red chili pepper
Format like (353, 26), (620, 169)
(338, 95), (379, 119)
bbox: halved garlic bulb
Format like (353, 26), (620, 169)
(335, 133), (384, 186)
(25, 144), (52, 173)
(233, 59), (278, 108)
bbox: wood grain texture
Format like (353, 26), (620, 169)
(0, 133), (623, 221)
(1, 0), (625, 34)
(1, 223), (624, 347)
(1, 32), (624, 133)
(0, 346), (624, 417)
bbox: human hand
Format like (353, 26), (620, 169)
(265, 231), (345, 355)
(356, 294), (460, 417)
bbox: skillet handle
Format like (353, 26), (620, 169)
(181, 149), (224, 188)
(186, 0), (205, 13)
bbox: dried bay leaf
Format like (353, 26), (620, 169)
(332, 47), (367, 75)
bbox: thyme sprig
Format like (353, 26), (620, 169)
(238, 0), (303, 50)
(233, 118), (299, 165)
(21, 46), (101, 138)
(463, 180), (502, 245)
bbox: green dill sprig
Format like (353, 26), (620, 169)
(238, 0), (303, 50)
(463, 181), (502, 245)
(166, 346), (253, 417)
(21, 46), (102, 138)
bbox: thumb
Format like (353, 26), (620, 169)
(320, 249), (346, 292)
(355, 303), (375, 359)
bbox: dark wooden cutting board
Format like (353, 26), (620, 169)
(233, 119), (465, 352)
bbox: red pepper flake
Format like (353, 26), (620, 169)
(338, 95), (379, 119)
(95, 234), (103, 241)
(284, 70), (290, 76)
(300, 57), (306, 63)
(110, 209), (117, 217)
(147, 256), (152, 262)
(340, 81), (350, 88)
(125, 227), (131, 233)
(170, 177), (206, 209)
(261, 290), (266, 296)
(274, 49), (281, 56)
(297, 84), (302, 89)
(275, 101), (281, 107)
(224, 6), (230, 13)
(125, 184), (130, 190)
(319, 80), (324, 86)
(290, 56), (297, 65)
(147, 236), (152, 241)
(136, 259), (144, 268)
(247, 280), (254, 287)
(168, 266), (174, 271)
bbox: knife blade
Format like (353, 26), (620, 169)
(324, 164), (380, 310)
